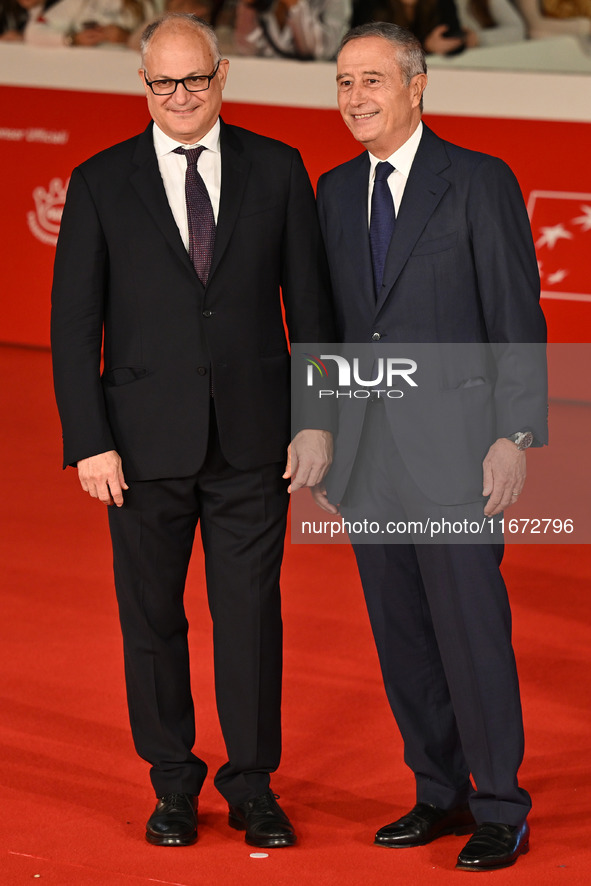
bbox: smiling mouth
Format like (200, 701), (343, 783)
(352, 112), (379, 120)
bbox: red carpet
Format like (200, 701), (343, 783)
(2, 344), (590, 885)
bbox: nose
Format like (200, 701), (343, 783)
(349, 82), (367, 107)
(171, 81), (193, 104)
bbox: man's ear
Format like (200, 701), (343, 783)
(138, 68), (149, 95)
(410, 73), (428, 108)
(217, 58), (230, 92)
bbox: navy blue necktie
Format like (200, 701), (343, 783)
(369, 161), (395, 298)
(174, 145), (216, 285)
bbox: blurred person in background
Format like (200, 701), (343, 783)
(128, 0), (211, 49)
(351, 0), (468, 55)
(0, 0), (28, 38)
(14, 0), (153, 46)
(542, 0), (590, 17)
(513, 0), (590, 36)
(233, 0), (351, 59)
(455, 0), (526, 45)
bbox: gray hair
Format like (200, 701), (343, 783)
(339, 23), (427, 87)
(140, 13), (221, 66)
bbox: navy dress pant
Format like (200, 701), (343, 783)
(342, 401), (530, 825)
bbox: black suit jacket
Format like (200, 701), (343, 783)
(316, 124), (548, 505)
(52, 120), (333, 479)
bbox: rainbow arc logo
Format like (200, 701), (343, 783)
(304, 354), (329, 379)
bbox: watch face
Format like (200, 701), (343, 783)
(515, 431), (534, 450)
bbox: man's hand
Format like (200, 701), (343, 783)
(463, 28), (479, 48)
(71, 27), (104, 46)
(95, 24), (131, 44)
(482, 438), (526, 517)
(77, 450), (128, 507)
(311, 483), (339, 515)
(423, 25), (464, 56)
(0, 30), (24, 42)
(283, 429), (333, 493)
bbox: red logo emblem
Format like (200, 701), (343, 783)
(527, 190), (591, 303)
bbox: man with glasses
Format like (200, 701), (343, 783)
(51, 13), (333, 848)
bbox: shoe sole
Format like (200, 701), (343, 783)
(145, 830), (197, 846)
(375, 824), (475, 848)
(455, 842), (529, 871)
(229, 815), (296, 847)
(246, 834), (297, 848)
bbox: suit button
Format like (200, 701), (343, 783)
(197, 367), (207, 376)
(371, 332), (381, 341)
(202, 310), (213, 318)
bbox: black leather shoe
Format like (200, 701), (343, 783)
(146, 793), (198, 846)
(375, 802), (475, 847)
(228, 791), (296, 847)
(456, 821), (529, 870)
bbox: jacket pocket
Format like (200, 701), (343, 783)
(102, 367), (150, 386)
(411, 231), (457, 256)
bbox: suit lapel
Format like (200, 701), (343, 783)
(207, 120), (249, 285)
(129, 120), (249, 289)
(130, 124), (196, 277)
(376, 126), (451, 314)
(338, 153), (375, 312)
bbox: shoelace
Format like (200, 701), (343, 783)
(161, 793), (191, 811)
(250, 792), (280, 816)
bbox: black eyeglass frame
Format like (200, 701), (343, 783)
(143, 60), (222, 96)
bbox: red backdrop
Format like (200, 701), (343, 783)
(1, 84), (590, 348)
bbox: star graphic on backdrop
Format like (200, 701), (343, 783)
(572, 205), (591, 232)
(536, 224), (573, 250)
(546, 269), (568, 285)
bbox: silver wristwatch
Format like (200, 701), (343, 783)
(506, 430), (533, 451)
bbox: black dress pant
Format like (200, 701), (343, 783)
(107, 410), (289, 804)
(341, 402), (531, 826)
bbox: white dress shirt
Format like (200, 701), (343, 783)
(368, 121), (423, 223)
(152, 119), (221, 252)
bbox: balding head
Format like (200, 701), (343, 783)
(140, 13), (220, 67)
(139, 13), (228, 145)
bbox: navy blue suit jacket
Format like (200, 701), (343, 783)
(317, 124), (548, 505)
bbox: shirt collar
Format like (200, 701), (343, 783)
(152, 118), (221, 158)
(368, 121), (423, 180)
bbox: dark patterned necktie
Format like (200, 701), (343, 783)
(174, 145), (216, 285)
(369, 161), (396, 298)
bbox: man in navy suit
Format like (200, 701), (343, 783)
(313, 22), (547, 871)
(51, 13), (334, 849)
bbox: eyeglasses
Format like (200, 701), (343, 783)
(144, 60), (221, 96)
